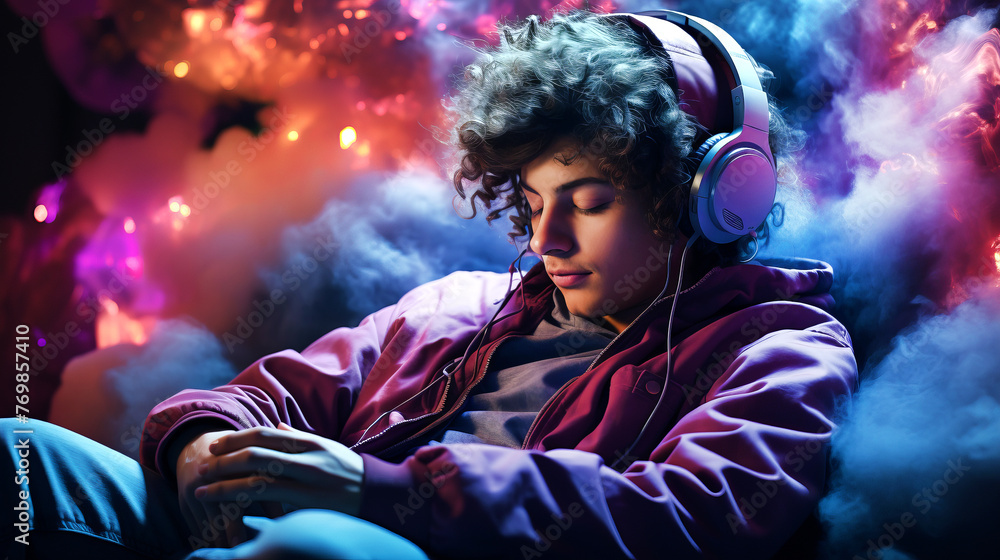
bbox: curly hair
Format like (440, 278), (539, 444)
(442, 8), (802, 266)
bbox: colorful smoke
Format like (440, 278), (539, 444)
(2, 0), (998, 556)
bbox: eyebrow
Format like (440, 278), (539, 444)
(518, 177), (612, 196)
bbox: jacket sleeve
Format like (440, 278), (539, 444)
(138, 300), (399, 477)
(357, 321), (858, 560)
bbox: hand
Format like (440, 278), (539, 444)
(193, 423), (365, 518)
(176, 428), (261, 549)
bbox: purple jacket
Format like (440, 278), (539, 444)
(141, 257), (858, 559)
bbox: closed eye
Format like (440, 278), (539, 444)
(577, 202), (612, 215)
(530, 201), (611, 218)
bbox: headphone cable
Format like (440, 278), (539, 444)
(611, 232), (699, 472)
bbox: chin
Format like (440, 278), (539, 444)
(561, 292), (600, 319)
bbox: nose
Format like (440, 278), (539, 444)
(528, 207), (574, 255)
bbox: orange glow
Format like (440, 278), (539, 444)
(179, 204), (191, 217)
(287, 130), (299, 141)
(95, 295), (152, 348)
(994, 235), (1000, 274)
(174, 61), (190, 78)
(395, 31), (407, 41)
(33, 205), (47, 222)
(242, 0), (265, 18)
(356, 9), (368, 18)
(356, 140), (371, 157)
(340, 126), (357, 149)
(185, 10), (206, 35)
(265, 37), (276, 49)
(100, 295), (119, 315)
(123, 217), (136, 234)
(210, 17), (223, 31)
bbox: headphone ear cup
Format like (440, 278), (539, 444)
(682, 133), (728, 237)
(683, 133), (728, 182)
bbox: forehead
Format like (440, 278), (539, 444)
(519, 138), (607, 195)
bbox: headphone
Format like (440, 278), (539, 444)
(603, 10), (777, 245)
(597, 9), (777, 470)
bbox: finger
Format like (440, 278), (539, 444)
(210, 426), (315, 456)
(200, 446), (292, 482)
(195, 476), (310, 505)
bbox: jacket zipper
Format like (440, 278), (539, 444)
(367, 334), (514, 458)
(518, 319), (642, 450)
(519, 268), (721, 450)
(348, 374), (453, 452)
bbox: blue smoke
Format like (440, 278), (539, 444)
(107, 318), (237, 458)
(819, 285), (1000, 558)
(228, 169), (525, 363)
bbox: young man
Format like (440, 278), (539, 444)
(2, 8), (857, 560)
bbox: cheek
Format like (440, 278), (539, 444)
(585, 222), (645, 274)
(594, 224), (663, 287)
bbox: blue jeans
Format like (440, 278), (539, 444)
(1, 419), (429, 560)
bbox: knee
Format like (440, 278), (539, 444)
(0, 418), (39, 460)
(0, 419), (85, 466)
(237, 510), (429, 560)
(0, 418), (61, 448)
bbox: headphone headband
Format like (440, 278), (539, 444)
(604, 10), (778, 245)
(632, 11), (771, 135)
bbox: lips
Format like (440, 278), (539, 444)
(547, 268), (591, 289)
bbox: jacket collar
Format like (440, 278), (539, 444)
(498, 257), (836, 336)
